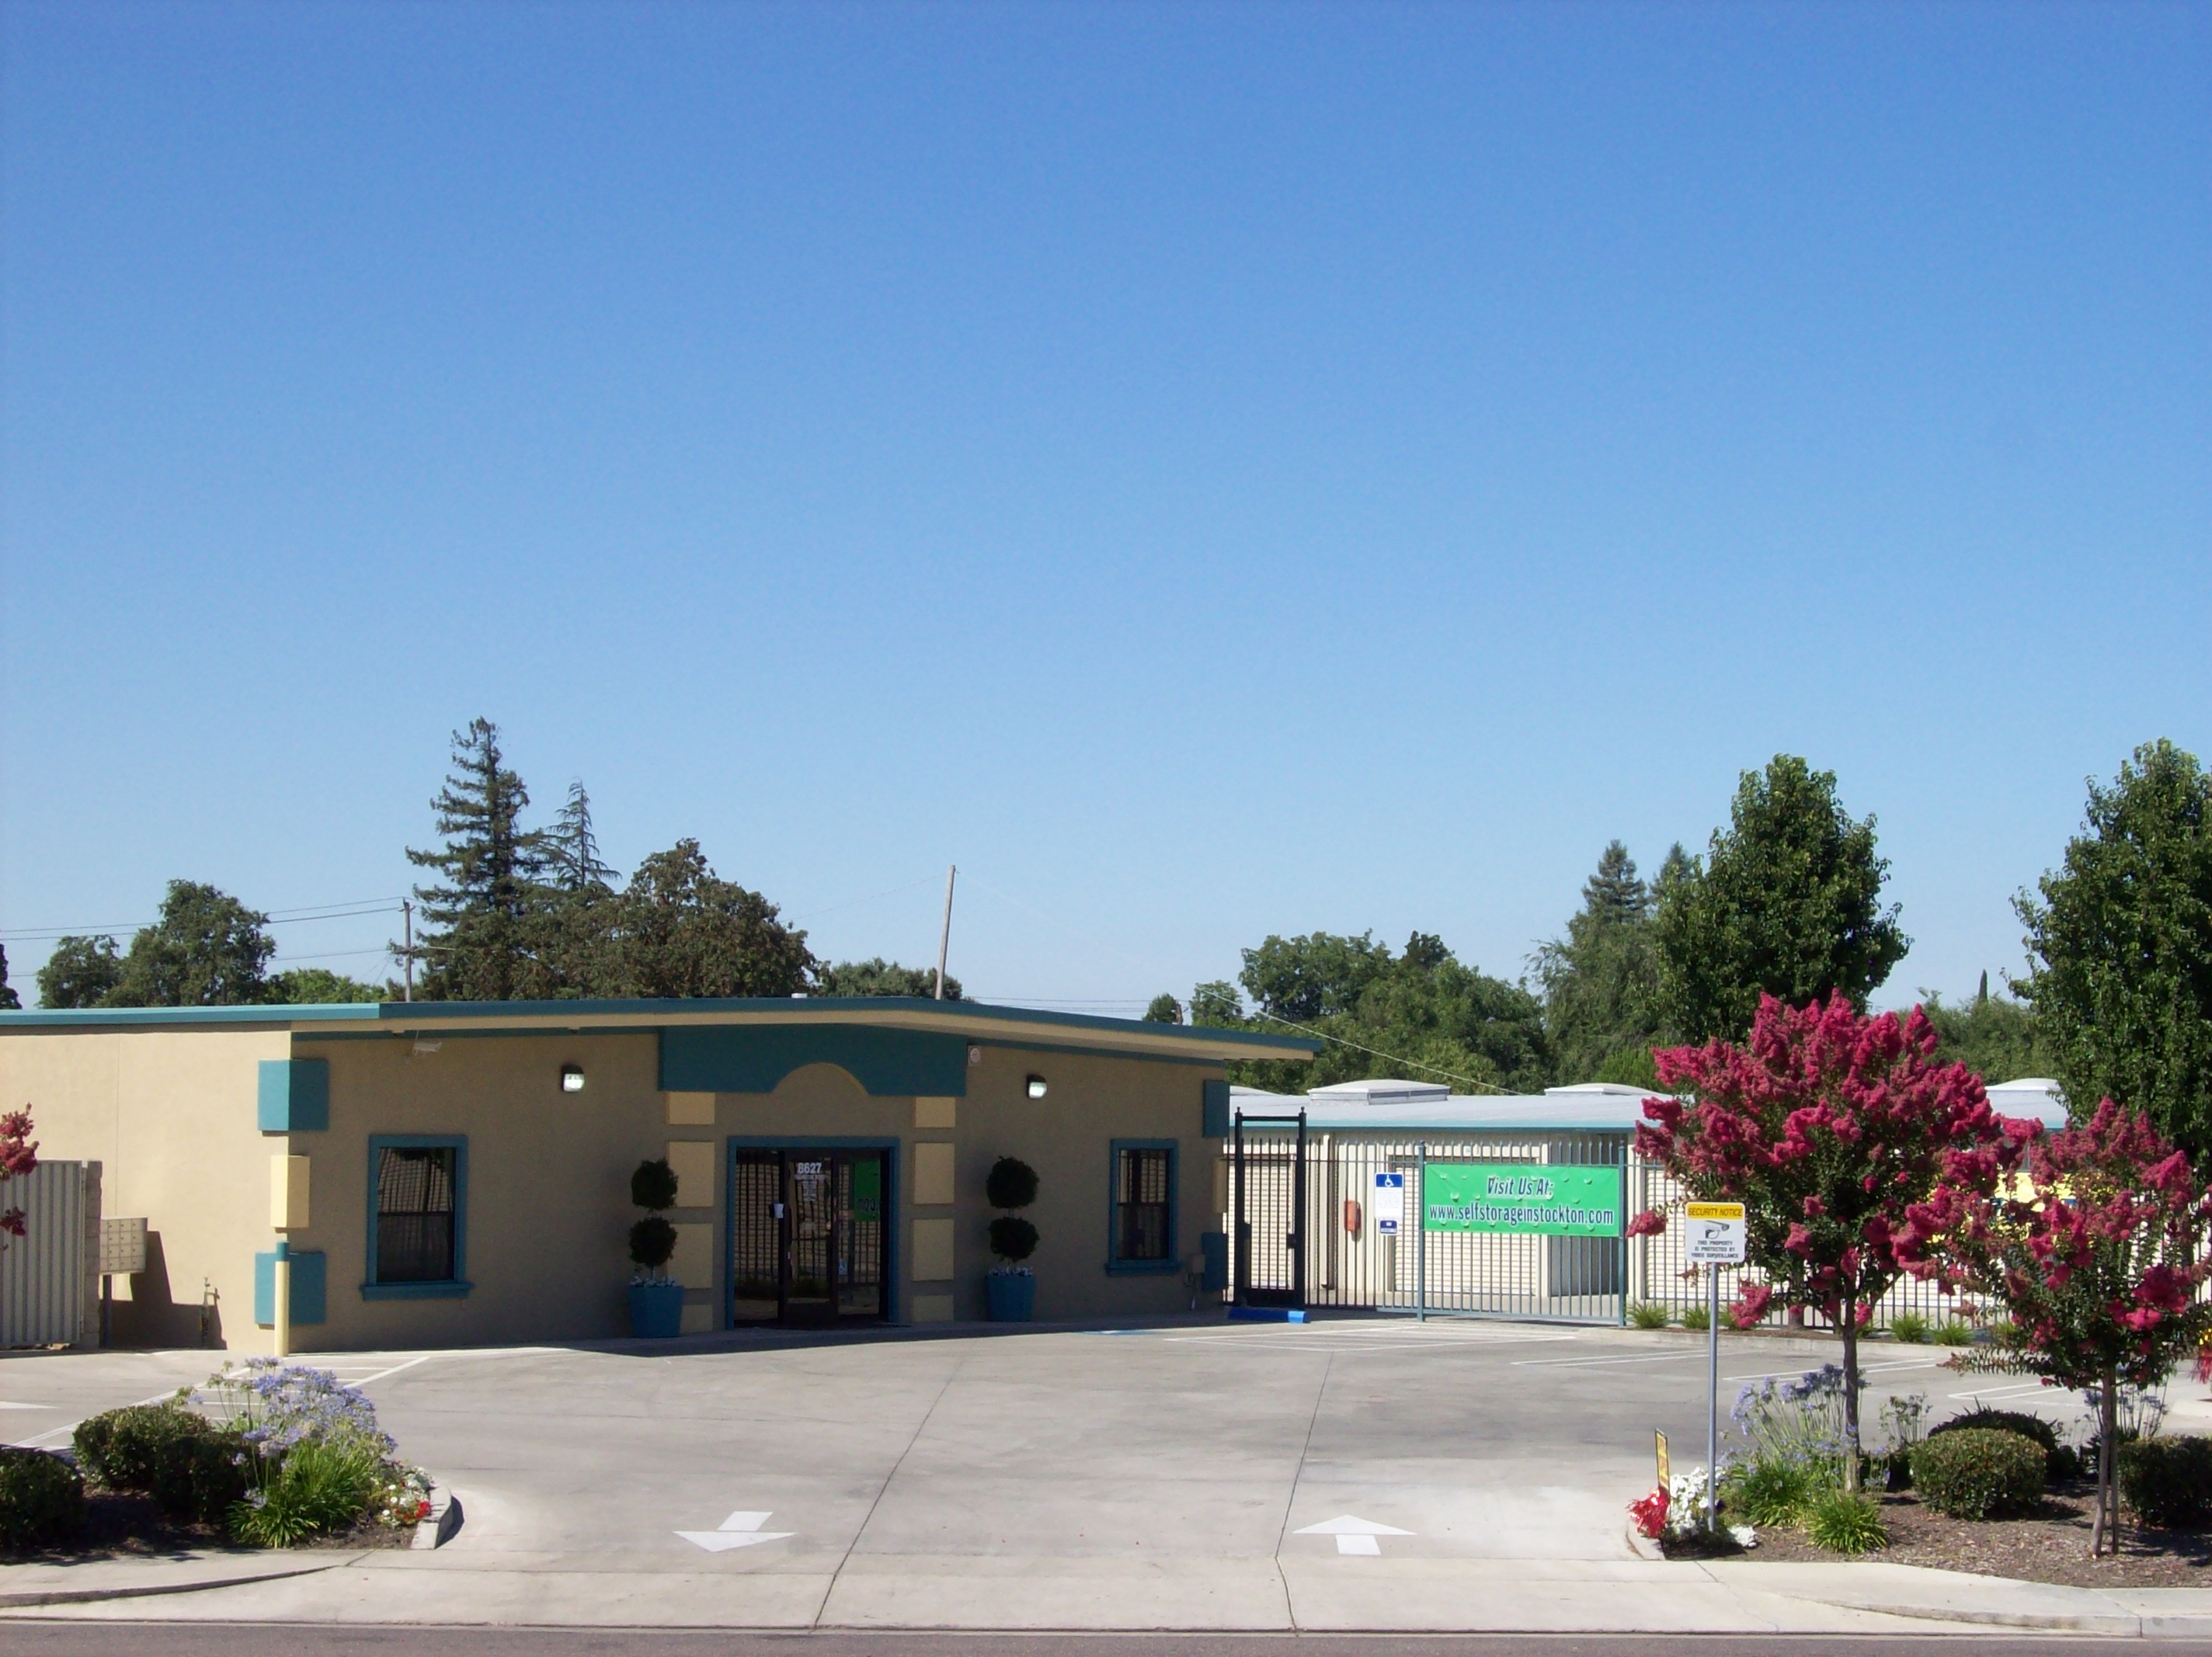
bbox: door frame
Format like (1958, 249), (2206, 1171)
(725, 1137), (902, 1328)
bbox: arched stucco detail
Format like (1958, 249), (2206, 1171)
(659, 1023), (969, 1097)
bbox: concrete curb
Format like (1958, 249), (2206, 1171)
(410, 1478), (463, 1551)
(0, 1555), (355, 1610)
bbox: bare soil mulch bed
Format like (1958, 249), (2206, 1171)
(2, 1486), (412, 1565)
(1671, 1478), (2212, 1589)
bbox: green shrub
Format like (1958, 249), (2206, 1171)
(1804, 1488), (1887, 1555)
(228, 1440), (380, 1549)
(1680, 1305), (1711, 1332)
(186, 1428), (255, 1524)
(1725, 1456), (1817, 1527)
(75, 1402), (253, 1524)
(1911, 1428), (2046, 1519)
(1888, 1311), (1930, 1343)
(1929, 1408), (2071, 1480)
(0, 1448), (84, 1548)
(630, 1158), (679, 1211)
(2117, 1436), (2212, 1530)
(1627, 1301), (1670, 1330)
(1931, 1320), (1975, 1346)
(988, 1215), (1038, 1263)
(986, 1157), (1038, 1210)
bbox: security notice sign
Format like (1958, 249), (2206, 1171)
(1373, 1172), (1404, 1235)
(1422, 1164), (1624, 1237)
(1685, 1201), (1747, 1264)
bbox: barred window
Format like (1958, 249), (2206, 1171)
(375, 1145), (457, 1283)
(1114, 1147), (1173, 1263)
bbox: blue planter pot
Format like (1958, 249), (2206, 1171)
(628, 1280), (684, 1339)
(986, 1271), (1035, 1322)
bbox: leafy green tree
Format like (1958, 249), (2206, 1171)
(36, 936), (122, 1008)
(816, 958), (962, 999)
(607, 840), (815, 998)
(1535, 840), (1671, 1084)
(1919, 977), (2043, 1084)
(1198, 931), (1548, 1095)
(107, 881), (276, 1006)
(405, 719), (555, 1000)
(264, 967), (387, 1004)
(1143, 993), (1182, 1023)
(0, 944), (17, 1010)
(2017, 739), (2212, 1165)
(1655, 756), (1910, 1041)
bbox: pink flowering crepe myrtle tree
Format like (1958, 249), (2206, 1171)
(1628, 993), (2036, 1491)
(0, 1110), (36, 1245)
(1900, 1099), (2212, 1557)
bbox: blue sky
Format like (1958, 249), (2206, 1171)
(2, 2), (2206, 1016)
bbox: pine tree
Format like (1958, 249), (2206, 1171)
(405, 720), (555, 1000)
(0, 944), (17, 1010)
(549, 781), (615, 891)
(1536, 842), (1664, 1083)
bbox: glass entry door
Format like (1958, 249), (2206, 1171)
(729, 1148), (887, 1327)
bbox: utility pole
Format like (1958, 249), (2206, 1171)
(933, 865), (957, 999)
(402, 900), (414, 1002)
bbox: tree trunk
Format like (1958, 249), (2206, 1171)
(2094, 1367), (2118, 1558)
(1840, 1303), (1862, 1494)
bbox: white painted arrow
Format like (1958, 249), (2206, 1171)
(1294, 1514), (1414, 1555)
(676, 1509), (795, 1552)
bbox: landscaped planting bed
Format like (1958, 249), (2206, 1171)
(0, 1359), (432, 1560)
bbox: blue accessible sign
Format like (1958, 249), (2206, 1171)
(1373, 1172), (1405, 1234)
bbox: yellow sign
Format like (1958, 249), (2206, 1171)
(1655, 1430), (1670, 1486)
(1685, 1201), (1745, 1221)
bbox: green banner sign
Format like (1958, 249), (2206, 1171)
(1422, 1163), (1624, 1237)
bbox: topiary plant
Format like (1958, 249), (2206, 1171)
(986, 1156), (1039, 1273)
(629, 1158), (680, 1282)
(986, 1156), (1038, 1211)
(1929, 1407), (2065, 1476)
(1910, 1428), (2046, 1519)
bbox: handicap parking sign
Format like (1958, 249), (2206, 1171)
(1373, 1172), (1404, 1234)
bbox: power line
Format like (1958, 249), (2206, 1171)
(2, 896), (407, 943)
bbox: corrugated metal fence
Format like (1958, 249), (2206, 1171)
(0, 1160), (101, 1348)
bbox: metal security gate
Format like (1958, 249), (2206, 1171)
(1232, 1110), (1306, 1308)
(1225, 1129), (1629, 1325)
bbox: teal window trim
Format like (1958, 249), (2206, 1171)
(363, 1134), (470, 1298)
(1106, 1138), (1179, 1275)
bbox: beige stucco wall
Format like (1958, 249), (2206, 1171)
(2, 1021), (1228, 1353)
(0, 1026), (288, 1351)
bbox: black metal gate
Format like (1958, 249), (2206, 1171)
(1232, 1110), (1306, 1308)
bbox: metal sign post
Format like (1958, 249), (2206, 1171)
(1685, 1200), (1748, 1534)
(1414, 1141), (1428, 1322)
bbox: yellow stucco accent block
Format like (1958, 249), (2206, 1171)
(910, 1293), (955, 1323)
(910, 1216), (955, 1282)
(912, 1141), (955, 1207)
(913, 1096), (956, 1129)
(670, 1221), (715, 1289)
(665, 1140), (717, 1207)
(270, 1155), (310, 1230)
(680, 1301), (715, 1334)
(666, 1092), (716, 1125)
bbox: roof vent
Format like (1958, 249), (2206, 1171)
(1307, 1077), (1452, 1107)
(1545, 1082), (1656, 1097)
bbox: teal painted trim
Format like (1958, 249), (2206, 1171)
(1105, 1138), (1180, 1275)
(1201, 1079), (1231, 1138)
(365, 1133), (468, 1294)
(663, 1025), (967, 1099)
(257, 1058), (329, 1133)
(0, 996), (1319, 1055)
(724, 1138), (901, 1325)
(253, 1249), (328, 1325)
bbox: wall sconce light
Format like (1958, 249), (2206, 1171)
(1026, 1074), (1048, 1100)
(561, 1064), (586, 1093)
(968, 1044), (983, 1067)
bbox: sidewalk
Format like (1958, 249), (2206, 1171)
(7, 1542), (2210, 1634)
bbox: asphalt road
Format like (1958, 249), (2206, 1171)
(0, 1625), (2197, 1656)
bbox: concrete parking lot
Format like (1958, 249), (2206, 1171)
(0, 1316), (2109, 1631)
